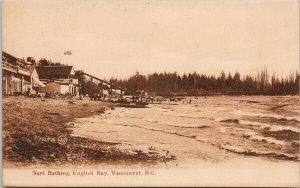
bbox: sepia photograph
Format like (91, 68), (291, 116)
(2, 0), (300, 187)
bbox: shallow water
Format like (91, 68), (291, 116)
(72, 96), (300, 162)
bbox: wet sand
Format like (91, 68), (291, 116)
(71, 114), (236, 167)
(67, 102), (299, 186)
(69, 96), (300, 167)
(70, 112), (299, 168)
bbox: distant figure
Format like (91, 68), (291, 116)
(79, 95), (83, 100)
(26, 88), (30, 96)
(189, 98), (192, 104)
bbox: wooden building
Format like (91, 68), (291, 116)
(36, 66), (79, 96)
(2, 51), (44, 95)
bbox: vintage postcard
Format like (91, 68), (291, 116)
(2, 0), (300, 187)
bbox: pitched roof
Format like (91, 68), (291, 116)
(2, 51), (17, 60)
(2, 51), (31, 64)
(36, 66), (73, 77)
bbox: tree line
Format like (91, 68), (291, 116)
(27, 57), (299, 96)
(108, 68), (299, 96)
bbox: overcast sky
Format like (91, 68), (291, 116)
(3, 0), (299, 79)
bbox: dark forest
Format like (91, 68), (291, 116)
(108, 68), (299, 96)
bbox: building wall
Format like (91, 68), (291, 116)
(112, 89), (122, 94)
(39, 82), (61, 94)
(2, 73), (23, 95)
(61, 84), (69, 94)
(2, 76), (8, 95)
(38, 82), (79, 96)
(103, 90), (109, 95)
(69, 85), (79, 96)
(23, 83), (31, 93)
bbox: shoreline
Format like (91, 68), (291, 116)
(70, 110), (299, 168)
(2, 96), (174, 168)
(3, 95), (299, 169)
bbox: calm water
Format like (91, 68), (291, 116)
(74, 96), (300, 161)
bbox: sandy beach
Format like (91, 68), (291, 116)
(2, 96), (173, 168)
(3, 96), (299, 169)
(3, 95), (300, 186)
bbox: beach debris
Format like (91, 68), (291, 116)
(148, 146), (156, 150)
(218, 118), (239, 124)
(240, 100), (260, 104)
(148, 151), (159, 155)
(47, 112), (60, 116)
(96, 106), (106, 114)
(133, 149), (143, 154)
(68, 100), (75, 104)
(270, 104), (289, 110)
(97, 110), (105, 114)
(118, 103), (148, 108)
